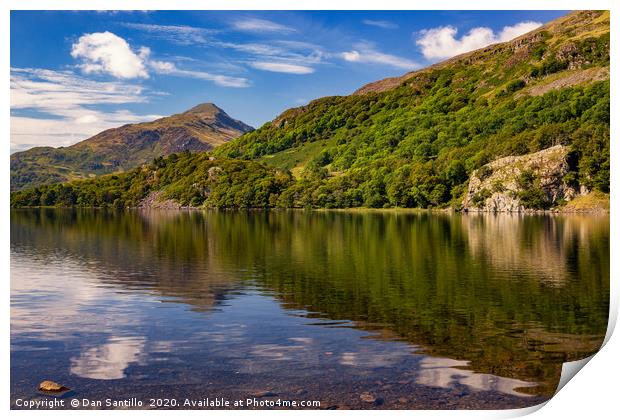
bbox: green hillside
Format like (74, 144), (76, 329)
(10, 103), (253, 191)
(10, 11), (610, 210)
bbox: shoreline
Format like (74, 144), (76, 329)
(10, 205), (610, 215)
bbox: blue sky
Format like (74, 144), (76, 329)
(10, 10), (567, 152)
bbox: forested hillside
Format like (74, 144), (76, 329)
(11, 11), (610, 210)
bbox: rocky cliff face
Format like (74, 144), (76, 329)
(462, 145), (583, 212)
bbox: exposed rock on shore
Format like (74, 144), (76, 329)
(138, 191), (183, 210)
(462, 145), (583, 212)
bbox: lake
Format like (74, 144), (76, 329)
(10, 209), (609, 409)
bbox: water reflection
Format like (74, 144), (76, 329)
(10, 209), (609, 408)
(462, 213), (608, 286)
(415, 357), (535, 397)
(71, 337), (146, 380)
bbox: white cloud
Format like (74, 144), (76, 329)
(341, 43), (419, 70)
(149, 60), (176, 73)
(11, 67), (147, 112)
(10, 67), (161, 151)
(71, 31), (150, 79)
(121, 23), (214, 45)
(232, 18), (295, 33)
(217, 41), (288, 56)
(149, 58), (250, 87)
(217, 39), (323, 75)
(218, 40), (325, 64)
(342, 50), (361, 62)
(498, 21), (543, 42)
(128, 26), (325, 75)
(169, 69), (250, 88)
(70, 32), (251, 88)
(249, 61), (315, 74)
(193, 72), (249, 87)
(11, 111), (164, 152)
(416, 21), (542, 61)
(147, 60), (250, 87)
(362, 19), (399, 30)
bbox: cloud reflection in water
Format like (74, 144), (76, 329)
(416, 357), (536, 397)
(70, 336), (146, 380)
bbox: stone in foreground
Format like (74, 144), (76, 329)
(38, 380), (70, 393)
(360, 392), (377, 403)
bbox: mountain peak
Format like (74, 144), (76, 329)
(183, 103), (224, 116)
(11, 102), (254, 191)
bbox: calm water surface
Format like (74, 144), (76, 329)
(10, 209), (609, 409)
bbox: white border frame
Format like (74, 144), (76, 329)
(3, 2), (616, 420)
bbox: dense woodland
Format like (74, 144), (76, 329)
(10, 14), (610, 210)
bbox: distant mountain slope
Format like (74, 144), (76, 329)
(11, 11), (610, 211)
(10, 103), (253, 191)
(353, 10), (609, 95)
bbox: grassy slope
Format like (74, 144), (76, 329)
(561, 191), (610, 212)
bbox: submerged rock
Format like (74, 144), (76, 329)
(251, 391), (278, 398)
(38, 380), (70, 393)
(360, 392), (377, 403)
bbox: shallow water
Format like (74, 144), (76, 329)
(10, 209), (609, 409)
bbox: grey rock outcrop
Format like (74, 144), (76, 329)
(462, 145), (582, 212)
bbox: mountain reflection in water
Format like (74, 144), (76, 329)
(10, 209), (609, 409)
